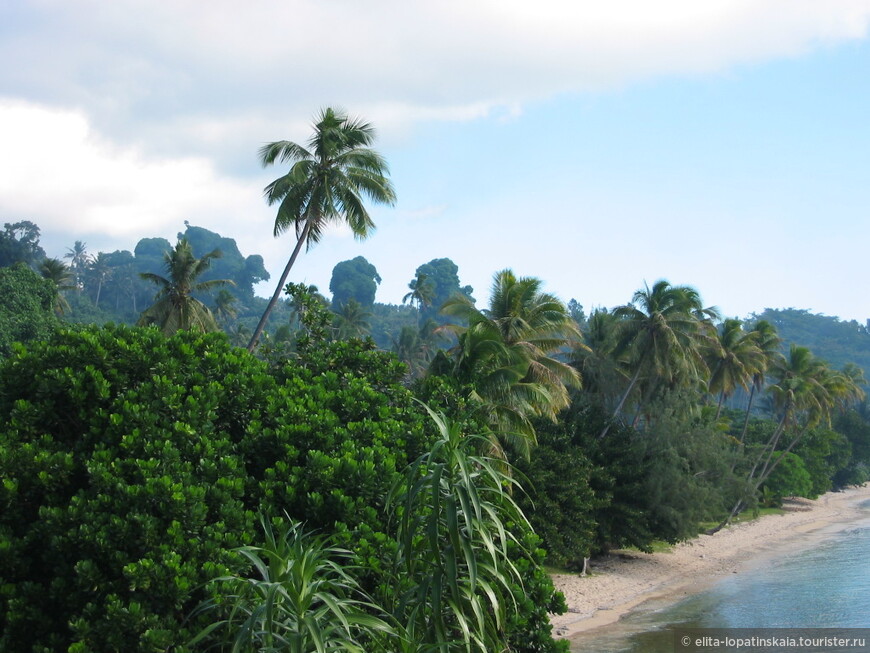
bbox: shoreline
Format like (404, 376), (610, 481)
(549, 484), (870, 639)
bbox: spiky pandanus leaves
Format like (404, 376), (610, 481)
(191, 517), (394, 653)
(386, 406), (528, 652)
(248, 108), (396, 351)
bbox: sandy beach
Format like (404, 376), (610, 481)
(550, 484), (870, 638)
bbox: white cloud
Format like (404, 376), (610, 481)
(4, 1), (869, 159)
(0, 100), (263, 242)
(3, 0), (870, 312)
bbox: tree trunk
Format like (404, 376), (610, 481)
(710, 406), (791, 533)
(715, 390), (725, 420)
(247, 220), (312, 352)
(731, 382), (758, 473)
(599, 364), (643, 439)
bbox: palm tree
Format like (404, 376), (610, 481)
(571, 308), (625, 410)
(438, 269), (582, 457)
(333, 299), (371, 339)
(706, 318), (765, 419)
(247, 108), (396, 351)
(212, 289), (238, 325)
(602, 280), (717, 437)
(137, 238), (233, 335)
(38, 257), (75, 314)
(402, 272), (435, 313)
(64, 240), (90, 290)
(87, 252), (113, 307)
(737, 320), (783, 444)
(391, 319), (442, 383)
(715, 346), (864, 530)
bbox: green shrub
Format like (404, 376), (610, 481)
(762, 452), (814, 502)
(0, 325), (429, 652)
(0, 263), (59, 358)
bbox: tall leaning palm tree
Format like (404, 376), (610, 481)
(247, 108), (396, 351)
(138, 238), (233, 335)
(601, 280), (718, 437)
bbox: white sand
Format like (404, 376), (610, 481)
(550, 484), (870, 638)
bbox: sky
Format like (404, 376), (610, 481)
(2, 1), (870, 322)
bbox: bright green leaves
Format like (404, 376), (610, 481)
(0, 324), (432, 652)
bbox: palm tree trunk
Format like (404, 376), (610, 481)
(745, 409), (789, 490)
(755, 428), (805, 488)
(715, 390), (725, 420)
(729, 382), (760, 473)
(247, 220), (312, 352)
(738, 384), (757, 441)
(710, 407), (790, 533)
(599, 364), (643, 439)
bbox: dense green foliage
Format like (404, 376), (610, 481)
(0, 320), (568, 651)
(0, 325), (434, 651)
(0, 221), (45, 268)
(4, 120), (870, 649)
(0, 263), (59, 358)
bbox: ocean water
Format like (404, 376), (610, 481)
(568, 501), (870, 652)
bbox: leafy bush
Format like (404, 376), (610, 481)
(514, 421), (598, 570)
(0, 325), (430, 652)
(0, 263), (59, 358)
(762, 452), (813, 502)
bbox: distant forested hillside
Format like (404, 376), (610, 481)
(750, 308), (870, 381)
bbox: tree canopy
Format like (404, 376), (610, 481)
(0, 263), (59, 357)
(329, 255), (381, 307)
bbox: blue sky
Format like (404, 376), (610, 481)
(2, 2), (870, 322)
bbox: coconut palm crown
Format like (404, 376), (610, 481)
(247, 107), (396, 351)
(138, 238), (232, 335)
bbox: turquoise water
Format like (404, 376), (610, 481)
(568, 502), (870, 652)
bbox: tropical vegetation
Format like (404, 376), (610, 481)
(2, 109), (870, 651)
